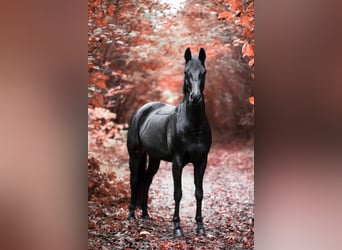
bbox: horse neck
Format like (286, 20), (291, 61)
(179, 100), (207, 125)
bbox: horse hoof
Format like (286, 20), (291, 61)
(173, 228), (184, 238)
(127, 213), (136, 220)
(196, 227), (206, 235)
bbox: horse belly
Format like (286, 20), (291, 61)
(139, 116), (173, 161)
(142, 139), (172, 161)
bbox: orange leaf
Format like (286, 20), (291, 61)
(239, 14), (251, 26)
(242, 27), (251, 37)
(231, 0), (242, 12)
(95, 80), (107, 89)
(101, 18), (107, 25)
(247, 2), (254, 10)
(248, 58), (254, 68)
(249, 96), (254, 105)
(218, 11), (230, 19)
(107, 3), (115, 16)
(90, 72), (109, 81)
(161, 241), (170, 249)
(225, 15), (233, 22)
(242, 42), (254, 57)
(91, 94), (104, 107)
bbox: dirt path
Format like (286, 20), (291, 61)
(88, 143), (254, 249)
(88, 0), (254, 249)
(148, 143), (254, 249)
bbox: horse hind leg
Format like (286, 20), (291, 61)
(136, 153), (147, 208)
(141, 156), (160, 220)
(128, 152), (147, 220)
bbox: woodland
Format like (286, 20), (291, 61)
(88, 0), (254, 249)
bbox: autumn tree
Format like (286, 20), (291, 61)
(218, 0), (254, 109)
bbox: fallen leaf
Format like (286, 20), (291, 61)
(95, 80), (107, 89)
(218, 11), (230, 19)
(90, 72), (109, 82)
(239, 14), (251, 26)
(242, 42), (254, 57)
(248, 58), (254, 68)
(107, 3), (115, 16)
(231, 0), (242, 12)
(242, 27), (251, 37)
(161, 241), (170, 249)
(91, 94), (104, 107)
(139, 230), (150, 235)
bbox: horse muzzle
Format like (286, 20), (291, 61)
(189, 93), (203, 104)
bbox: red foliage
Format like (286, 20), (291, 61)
(218, 11), (230, 19)
(248, 96), (254, 105)
(90, 94), (104, 107)
(88, 1), (254, 248)
(218, 0), (255, 115)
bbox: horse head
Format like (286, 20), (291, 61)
(183, 48), (206, 105)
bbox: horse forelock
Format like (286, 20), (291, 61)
(185, 58), (205, 72)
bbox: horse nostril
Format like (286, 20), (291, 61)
(190, 93), (202, 103)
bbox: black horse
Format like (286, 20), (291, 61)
(127, 48), (212, 237)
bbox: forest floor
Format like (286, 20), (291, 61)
(88, 0), (254, 249)
(88, 136), (254, 249)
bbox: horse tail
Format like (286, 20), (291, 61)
(128, 103), (159, 209)
(136, 152), (147, 207)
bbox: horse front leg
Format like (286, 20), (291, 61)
(172, 160), (184, 237)
(194, 155), (207, 235)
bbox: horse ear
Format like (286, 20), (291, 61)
(184, 48), (192, 64)
(199, 48), (206, 65)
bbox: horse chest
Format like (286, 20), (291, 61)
(182, 141), (208, 164)
(184, 130), (205, 145)
(176, 126), (210, 159)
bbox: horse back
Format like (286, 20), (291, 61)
(127, 102), (176, 161)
